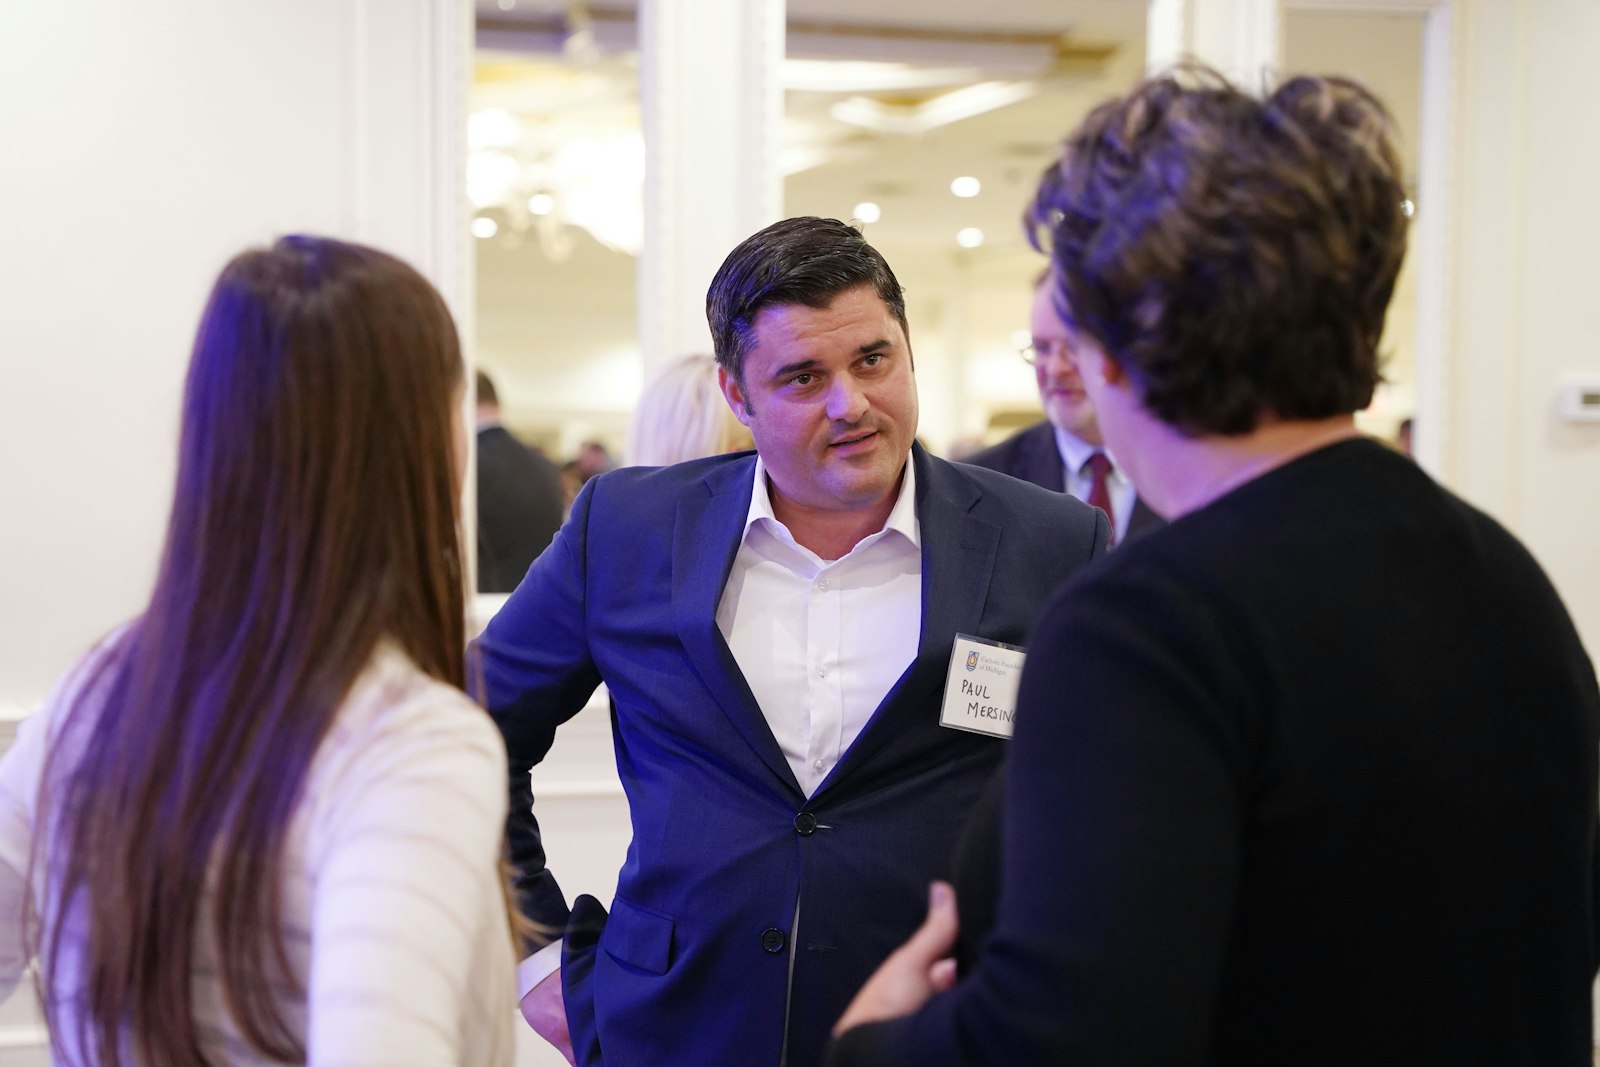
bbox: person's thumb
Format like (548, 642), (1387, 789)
(903, 880), (960, 963)
(928, 956), (959, 992)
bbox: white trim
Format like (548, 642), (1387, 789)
(537, 780), (627, 800)
(638, 0), (783, 371)
(1287, 0), (1439, 12)
(0, 1023), (49, 1050)
(1411, 0), (1454, 477)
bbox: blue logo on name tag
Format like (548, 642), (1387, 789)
(965, 650), (979, 672)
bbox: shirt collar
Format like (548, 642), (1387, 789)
(742, 451), (921, 554)
(1052, 425), (1122, 479)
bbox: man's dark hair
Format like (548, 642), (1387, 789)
(475, 369), (499, 408)
(706, 216), (907, 383)
(1026, 67), (1409, 436)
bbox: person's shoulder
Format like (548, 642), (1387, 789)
(922, 452), (1105, 573)
(329, 646), (505, 773)
(961, 422), (1045, 473)
(933, 450), (1092, 521)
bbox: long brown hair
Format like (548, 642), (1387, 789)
(29, 236), (466, 1065)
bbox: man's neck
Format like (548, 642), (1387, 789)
(769, 477), (903, 562)
(1133, 414), (1360, 519)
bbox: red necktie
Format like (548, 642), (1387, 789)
(1084, 452), (1116, 546)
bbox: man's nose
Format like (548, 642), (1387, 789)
(826, 375), (870, 423)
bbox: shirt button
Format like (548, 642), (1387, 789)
(761, 928), (787, 954)
(794, 811), (818, 836)
(816, 578), (829, 591)
(812, 758), (825, 772)
(816, 666), (827, 678)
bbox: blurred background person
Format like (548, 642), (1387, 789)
(476, 369), (565, 594)
(557, 440), (618, 515)
(573, 440), (615, 482)
(832, 70), (1600, 1066)
(965, 270), (1162, 545)
(0, 236), (517, 1066)
(624, 352), (752, 467)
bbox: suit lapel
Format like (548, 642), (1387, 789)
(671, 458), (804, 797)
(821, 447), (999, 786)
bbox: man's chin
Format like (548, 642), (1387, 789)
(1047, 405), (1093, 435)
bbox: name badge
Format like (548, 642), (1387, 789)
(939, 633), (1026, 739)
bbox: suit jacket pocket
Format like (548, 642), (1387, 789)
(602, 896), (675, 975)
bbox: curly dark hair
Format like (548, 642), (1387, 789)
(1026, 67), (1409, 436)
(706, 216), (908, 384)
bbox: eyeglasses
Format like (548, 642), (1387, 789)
(1019, 338), (1075, 367)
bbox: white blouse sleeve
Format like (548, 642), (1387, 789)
(303, 695), (511, 1066)
(0, 706), (49, 1004)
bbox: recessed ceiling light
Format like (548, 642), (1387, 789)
(497, 0), (516, 10)
(956, 227), (984, 249)
(853, 201), (881, 224)
(950, 176), (981, 198)
(528, 193), (556, 216)
(472, 216), (499, 239)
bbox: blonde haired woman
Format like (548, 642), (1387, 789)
(625, 353), (752, 467)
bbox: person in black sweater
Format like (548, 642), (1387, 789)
(830, 68), (1600, 1066)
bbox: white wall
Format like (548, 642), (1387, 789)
(0, 0), (467, 717)
(1444, 0), (1600, 658)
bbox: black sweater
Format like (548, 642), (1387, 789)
(833, 438), (1600, 1066)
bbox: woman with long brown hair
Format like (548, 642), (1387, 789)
(0, 236), (516, 1065)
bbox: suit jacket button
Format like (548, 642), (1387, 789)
(794, 811), (817, 836)
(761, 928), (786, 954)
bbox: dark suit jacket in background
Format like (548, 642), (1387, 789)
(476, 424), (565, 593)
(964, 420), (1163, 541)
(473, 444), (1108, 1067)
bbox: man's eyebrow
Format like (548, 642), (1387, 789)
(857, 339), (892, 355)
(770, 358), (820, 380)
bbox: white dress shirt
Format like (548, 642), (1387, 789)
(1055, 426), (1136, 543)
(717, 455), (922, 797)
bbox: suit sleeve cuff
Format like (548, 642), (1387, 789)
(517, 938), (564, 1000)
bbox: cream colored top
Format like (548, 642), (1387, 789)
(0, 639), (516, 1066)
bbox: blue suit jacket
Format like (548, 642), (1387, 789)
(475, 444), (1108, 1067)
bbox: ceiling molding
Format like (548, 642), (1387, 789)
(478, 11), (1117, 69)
(1286, 0), (1441, 14)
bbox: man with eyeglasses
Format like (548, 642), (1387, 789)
(965, 271), (1164, 545)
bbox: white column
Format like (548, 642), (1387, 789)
(1146, 0), (1284, 87)
(637, 0), (784, 370)
(1409, 1), (1455, 480)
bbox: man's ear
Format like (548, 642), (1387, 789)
(718, 365), (752, 426)
(1075, 340), (1124, 389)
(1099, 351), (1128, 387)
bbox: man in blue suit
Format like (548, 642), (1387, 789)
(475, 216), (1108, 1067)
